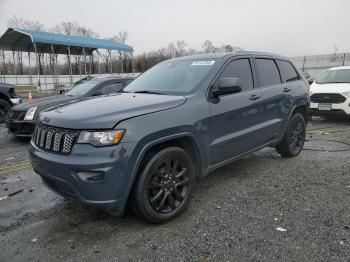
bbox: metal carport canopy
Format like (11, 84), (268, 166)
(0, 28), (134, 55)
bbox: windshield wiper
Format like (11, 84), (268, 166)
(133, 90), (164, 95)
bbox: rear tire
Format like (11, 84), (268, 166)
(0, 99), (11, 123)
(131, 147), (196, 224)
(276, 113), (306, 157)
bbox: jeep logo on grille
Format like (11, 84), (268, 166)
(42, 117), (50, 123)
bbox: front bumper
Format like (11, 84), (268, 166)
(6, 119), (36, 137)
(28, 140), (137, 216)
(310, 98), (350, 116)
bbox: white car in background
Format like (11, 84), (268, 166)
(309, 66), (350, 117)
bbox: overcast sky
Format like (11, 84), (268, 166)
(0, 0), (349, 57)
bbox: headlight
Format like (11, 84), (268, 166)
(10, 98), (22, 105)
(24, 107), (37, 120)
(344, 91), (350, 98)
(77, 130), (125, 147)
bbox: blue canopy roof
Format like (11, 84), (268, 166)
(0, 28), (133, 55)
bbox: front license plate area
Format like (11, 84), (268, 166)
(318, 103), (332, 111)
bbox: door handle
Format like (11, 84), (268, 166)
(249, 94), (261, 100)
(283, 87), (291, 92)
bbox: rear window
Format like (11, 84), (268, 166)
(277, 60), (300, 82)
(255, 59), (281, 87)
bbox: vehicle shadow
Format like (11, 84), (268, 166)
(37, 148), (277, 236)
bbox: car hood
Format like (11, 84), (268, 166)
(39, 93), (187, 129)
(11, 95), (79, 112)
(310, 82), (350, 94)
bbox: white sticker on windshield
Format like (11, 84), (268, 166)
(191, 61), (215, 66)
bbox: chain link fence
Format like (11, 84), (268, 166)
(291, 53), (350, 78)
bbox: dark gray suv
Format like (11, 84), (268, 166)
(29, 52), (309, 224)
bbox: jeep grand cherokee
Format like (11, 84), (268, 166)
(29, 52), (309, 224)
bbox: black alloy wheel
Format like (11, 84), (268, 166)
(148, 157), (190, 213)
(276, 113), (306, 157)
(131, 147), (196, 224)
(289, 115), (305, 153)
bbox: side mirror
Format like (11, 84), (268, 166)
(211, 78), (242, 97)
(308, 78), (315, 85)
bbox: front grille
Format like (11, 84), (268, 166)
(32, 124), (78, 154)
(310, 93), (346, 104)
(7, 110), (24, 120)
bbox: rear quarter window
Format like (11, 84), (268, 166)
(277, 60), (300, 83)
(255, 58), (281, 87)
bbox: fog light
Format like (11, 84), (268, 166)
(76, 171), (104, 182)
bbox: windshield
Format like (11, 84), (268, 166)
(123, 60), (215, 95)
(316, 69), (350, 84)
(65, 81), (97, 96)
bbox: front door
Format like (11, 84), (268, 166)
(209, 57), (262, 165)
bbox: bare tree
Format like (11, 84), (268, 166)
(113, 31), (129, 73)
(176, 40), (187, 57)
(202, 40), (215, 53)
(167, 42), (177, 58)
(7, 16), (26, 74)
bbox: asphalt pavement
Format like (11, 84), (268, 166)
(0, 117), (349, 262)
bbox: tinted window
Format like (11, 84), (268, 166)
(102, 82), (124, 94)
(66, 81), (98, 96)
(277, 60), (299, 82)
(220, 59), (254, 91)
(255, 59), (281, 87)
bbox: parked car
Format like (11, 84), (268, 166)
(56, 75), (96, 94)
(28, 52), (309, 224)
(0, 83), (22, 123)
(6, 76), (134, 137)
(309, 66), (350, 117)
(302, 71), (314, 85)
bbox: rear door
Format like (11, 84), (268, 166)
(209, 57), (263, 165)
(252, 57), (287, 143)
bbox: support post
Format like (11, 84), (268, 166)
(43, 54), (47, 91)
(28, 52), (32, 85)
(33, 43), (41, 89)
(120, 52), (123, 73)
(79, 55), (82, 79)
(89, 54), (92, 74)
(51, 44), (57, 85)
(130, 51), (133, 73)
(109, 50), (112, 74)
(96, 50), (101, 75)
(12, 51), (18, 86)
(83, 46), (87, 75)
(67, 46), (73, 84)
(1, 50), (6, 83)
(0, 50), (3, 83)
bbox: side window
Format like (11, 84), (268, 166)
(255, 59), (281, 87)
(277, 60), (300, 83)
(125, 79), (134, 86)
(102, 82), (124, 94)
(220, 59), (254, 91)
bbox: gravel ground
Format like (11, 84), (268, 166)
(0, 117), (349, 262)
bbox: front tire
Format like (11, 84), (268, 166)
(276, 113), (306, 157)
(131, 147), (196, 224)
